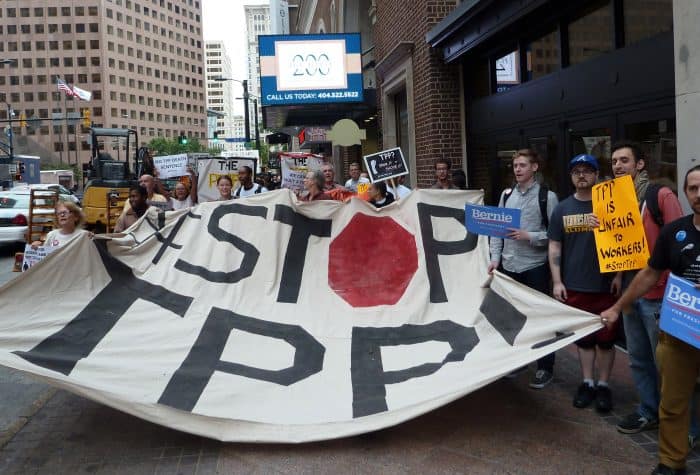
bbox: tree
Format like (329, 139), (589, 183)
(148, 137), (217, 156)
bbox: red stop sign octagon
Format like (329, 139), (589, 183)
(328, 213), (418, 307)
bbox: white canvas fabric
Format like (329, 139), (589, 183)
(0, 189), (601, 442)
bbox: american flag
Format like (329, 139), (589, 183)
(56, 78), (77, 98)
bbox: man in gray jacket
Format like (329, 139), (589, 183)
(488, 149), (559, 388)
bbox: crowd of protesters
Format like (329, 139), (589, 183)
(487, 144), (700, 475)
(28, 144), (700, 474)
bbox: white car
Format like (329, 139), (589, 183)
(0, 191), (31, 244)
(11, 183), (80, 205)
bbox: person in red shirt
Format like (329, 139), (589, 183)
(608, 142), (684, 437)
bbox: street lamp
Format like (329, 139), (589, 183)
(212, 76), (250, 144)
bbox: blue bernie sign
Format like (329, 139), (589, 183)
(465, 204), (521, 239)
(660, 273), (700, 349)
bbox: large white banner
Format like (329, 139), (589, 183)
(0, 190), (601, 442)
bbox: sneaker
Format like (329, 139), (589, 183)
(529, 369), (553, 389)
(573, 383), (596, 408)
(617, 413), (658, 434)
(595, 386), (613, 413)
(651, 463), (687, 475)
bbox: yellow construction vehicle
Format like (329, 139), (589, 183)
(82, 128), (139, 232)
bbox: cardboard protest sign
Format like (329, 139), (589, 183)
(0, 190), (602, 442)
(21, 244), (56, 271)
(363, 147), (408, 183)
(153, 154), (189, 179)
(280, 153), (325, 191)
(660, 273), (700, 349)
(197, 157), (256, 202)
(465, 204), (521, 239)
(592, 175), (649, 273)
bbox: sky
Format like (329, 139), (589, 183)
(202, 0), (268, 114)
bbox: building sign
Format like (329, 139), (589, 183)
(259, 34), (364, 106)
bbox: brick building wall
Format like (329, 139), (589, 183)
(374, 0), (463, 188)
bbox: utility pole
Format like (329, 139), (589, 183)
(253, 99), (260, 150)
(242, 79), (251, 144)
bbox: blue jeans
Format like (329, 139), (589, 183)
(624, 298), (700, 435)
(623, 298), (661, 420)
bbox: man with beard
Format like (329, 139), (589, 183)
(602, 165), (700, 475)
(548, 154), (617, 413)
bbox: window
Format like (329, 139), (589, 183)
(89, 23), (99, 32)
(48, 7), (57, 17)
(63, 40), (72, 50)
(495, 50), (520, 92)
(75, 6), (85, 16)
(22, 58), (31, 68)
(49, 41), (59, 50)
(20, 25), (30, 34)
(568, 2), (613, 67)
(78, 57), (87, 67)
(34, 7), (44, 17)
(49, 24), (58, 33)
(90, 40), (100, 49)
(76, 23), (85, 33)
(624, 0), (673, 47)
(20, 8), (29, 17)
(7, 25), (16, 34)
(50, 58), (59, 67)
(23, 76), (33, 85)
(527, 30), (560, 80)
(61, 7), (71, 16)
(88, 6), (98, 16)
(62, 24), (71, 33)
(34, 24), (44, 34)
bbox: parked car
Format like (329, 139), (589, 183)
(0, 190), (55, 245)
(11, 183), (80, 206)
(0, 191), (30, 244)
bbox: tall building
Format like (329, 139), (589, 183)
(204, 40), (235, 151)
(0, 0), (207, 165)
(244, 4), (269, 128)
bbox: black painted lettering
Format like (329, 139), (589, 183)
(417, 203), (478, 303)
(351, 320), (479, 418)
(175, 203), (267, 283)
(158, 307), (325, 411)
(274, 205), (332, 303)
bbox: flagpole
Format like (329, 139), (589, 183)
(64, 91), (70, 166)
(54, 76), (63, 163)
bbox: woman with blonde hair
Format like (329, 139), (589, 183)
(32, 200), (90, 248)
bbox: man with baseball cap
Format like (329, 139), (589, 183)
(548, 154), (618, 412)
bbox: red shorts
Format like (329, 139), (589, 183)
(566, 289), (619, 349)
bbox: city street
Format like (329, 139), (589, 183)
(1, 247), (699, 474)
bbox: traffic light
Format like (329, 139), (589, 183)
(212, 131), (219, 142)
(178, 134), (188, 145)
(83, 108), (91, 128)
(19, 162), (25, 174)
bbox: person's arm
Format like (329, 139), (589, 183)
(549, 239), (567, 301)
(659, 187), (684, 222)
(601, 266), (662, 327)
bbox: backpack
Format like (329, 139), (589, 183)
(234, 183), (262, 197)
(644, 183), (667, 227)
(502, 184), (551, 229)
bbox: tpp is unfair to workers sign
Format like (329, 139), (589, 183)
(0, 190), (601, 442)
(592, 175), (649, 273)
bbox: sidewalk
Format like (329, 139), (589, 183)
(1, 345), (689, 474)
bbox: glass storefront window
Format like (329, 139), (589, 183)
(624, 0), (673, 47)
(568, 2), (613, 67)
(625, 118), (677, 189)
(495, 50), (520, 93)
(527, 30), (560, 81)
(528, 136), (559, 194)
(569, 128), (613, 181)
(496, 143), (519, 196)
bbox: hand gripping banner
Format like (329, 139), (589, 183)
(0, 190), (601, 442)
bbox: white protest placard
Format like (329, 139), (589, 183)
(21, 244), (57, 271)
(0, 190), (602, 443)
(196, 157), (257, 202)
(280, 153), (325, 191)
(153, 154), (189, 179)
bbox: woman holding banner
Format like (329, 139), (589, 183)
(215, 175), (234, 201)
(170, 166), (197, 210)
(32, 201), (90, 249)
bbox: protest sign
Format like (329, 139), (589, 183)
(197, 157), (256, 202)
(0, 190), (601, 442)
(660, 273), (700, 349)
(280, 153), (325, 191)
(465, 204), (521, 238)
(20, 244), (56, 271)
(153, 154), (189, 179)
(592, 175), (649, 273)
(363, 147), (408, 183)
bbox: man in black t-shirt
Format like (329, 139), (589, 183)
(602, 165), (700, 475)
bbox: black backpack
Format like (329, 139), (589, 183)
(502, 184), (551, 229)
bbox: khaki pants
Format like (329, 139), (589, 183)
(657, 332), (700, 469)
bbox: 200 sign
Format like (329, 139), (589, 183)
(292, 54), (331, 77)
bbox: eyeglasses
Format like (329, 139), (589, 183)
(571, 168), (595, 176)
(57, 210), (71, 216)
